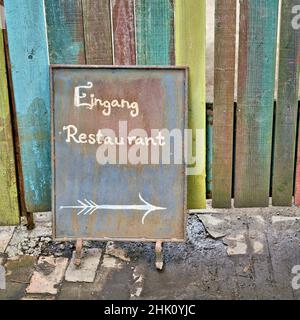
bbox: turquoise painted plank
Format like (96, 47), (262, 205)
(45, 0), (85, 64)
(135, 0), (175, 65)
(235, 0), (279, 207)
(5, 0), (51, 212)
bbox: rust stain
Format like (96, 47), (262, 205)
(52, 66), (187, 241)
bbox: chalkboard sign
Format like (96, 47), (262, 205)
(51, 66), (187, 241)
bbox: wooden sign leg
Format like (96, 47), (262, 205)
(26, 212), (35, 230)
(155, 241), (164, 271)
(74, 239), (83, 267)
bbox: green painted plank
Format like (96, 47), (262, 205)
(175, 0), (206, 209)
(273, 0), (300, 206)
(82, 0), (112, 64)
(5, 0), (51, 212)
(235, 0), (279, 207)
(45, 0), (85, 64)
(135, 0), (175, 65)
(212, 0), (236, 208)
(0, 28), (19, 225)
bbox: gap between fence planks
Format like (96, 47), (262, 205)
(212, 0), (236, 208)
(0, 27), (19, 225)
(235, 0), (279, 208)
(206, 104), (213, 199)
(4, 0), (51, 212)
(275, 1), (300, 206)
(175, 0), (206, 209)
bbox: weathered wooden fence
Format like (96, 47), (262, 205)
(212, 0), (300, 208)
(0, 0), (299, 225)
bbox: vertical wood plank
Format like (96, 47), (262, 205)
(82, 0), (113, 64)
(5, 0), (51, 212)
(274, 1), (300, 206)
(0, 27), (19, 225)
(135, 0), (175, 65)
(111, 0), (136, 65)
(212, 0), (236, 208)
(295, 115), (300, 204)
(45, 0), (85, 64)
(175, 0), (206, 209)
(295, 103), (300, 205)
(235, 0), (279, 207)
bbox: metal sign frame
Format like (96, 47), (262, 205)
(51, 65), (188, 242)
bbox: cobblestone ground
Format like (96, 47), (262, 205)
(1, 203), (300, 300)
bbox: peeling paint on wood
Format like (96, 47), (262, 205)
(212, 0), (236, 208)
(274, 1), (300, 206)
(0, 28), (19, 225)
(235, 0), (279, 207)
(5, 0), (51, 212)
(111, 0), (136, 65)
(135, 0), (175, 65)
(45, 0), (85, 64)
(82, 0), (112, 64)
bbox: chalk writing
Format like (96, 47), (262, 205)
(62, 124), (166, 146)
(74, 82), (139, 117)
(60, 193), (167, 225)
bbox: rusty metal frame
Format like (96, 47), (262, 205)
(50, 65), (188, 242)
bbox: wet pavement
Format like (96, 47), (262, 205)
(1, 204), (300, 300)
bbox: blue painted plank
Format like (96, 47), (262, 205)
(135, 0), (175, 65)
(235, 0), (279, 207)
(45, 0), (85, 64)
(5, 0), (51, 212)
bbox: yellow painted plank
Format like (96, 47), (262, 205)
(175, 0), (206, 209)
(0, 29), (19, 225)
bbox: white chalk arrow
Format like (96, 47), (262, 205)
(59, 193), (166, 225)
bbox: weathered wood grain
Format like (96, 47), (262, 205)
(295, 1), (300, 206)
(235, 0), (279, 207)
(175, 0), (206, 209)
(45, 0), (85, 64)
(82, 0), (113, 64)
(111, 0), (136, 65)
(0, 28), (19, 225)
(135, 0), (175, 65)
(212, 0), (236, 208)
(276, 1), (300, 206)
(295, 107), (300, 205)
(5, 0), (51, 212)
